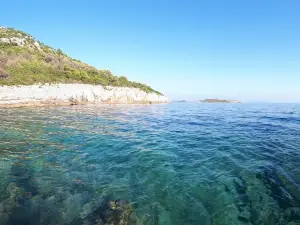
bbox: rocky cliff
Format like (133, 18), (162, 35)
(0, 84), (169, 107)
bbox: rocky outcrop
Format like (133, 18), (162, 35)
(105, 200), (133, 225)
(0, 84), (169, 107)
(0, 26), (42, 49)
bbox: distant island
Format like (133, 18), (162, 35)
(173, 100), (187, 103)
(199, 99), (241, 103)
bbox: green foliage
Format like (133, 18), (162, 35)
(57, 48), (63, 55)
(0, 27), (162, 95)
(0, 27), (28, 38)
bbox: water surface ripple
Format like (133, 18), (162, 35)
(1, 103), (300, 225)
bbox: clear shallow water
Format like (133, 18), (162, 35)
(1, 103), (300, 225)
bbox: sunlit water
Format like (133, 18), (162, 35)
(1, 103), (300, 225)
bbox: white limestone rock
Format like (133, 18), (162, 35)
(0, 84), (169, 107)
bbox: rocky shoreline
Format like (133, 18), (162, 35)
(0, 84), (169, 107)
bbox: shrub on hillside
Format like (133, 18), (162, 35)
(0, 68), (9, 79)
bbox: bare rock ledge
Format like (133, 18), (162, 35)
(0, 84), (169, 107)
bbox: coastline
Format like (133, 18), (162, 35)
(0, 83), (169, 108)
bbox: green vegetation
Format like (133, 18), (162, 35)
(0, 27), (162, 95)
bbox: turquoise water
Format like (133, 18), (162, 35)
(1, 103), (300, 225)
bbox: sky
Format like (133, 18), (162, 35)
(1, 0), (300, 102)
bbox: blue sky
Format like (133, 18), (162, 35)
(1, 0), (300, 101)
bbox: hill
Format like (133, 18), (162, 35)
(0, 26), (161, 95)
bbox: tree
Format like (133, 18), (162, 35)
(118, 76), (129, 86)
(57, 48), (63, 55)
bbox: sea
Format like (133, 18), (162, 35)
(0, 102), (300, 225)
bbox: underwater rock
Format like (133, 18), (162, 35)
(257, 166), (300, 210)
(106, 200), (133, 225)
(287, 222), (300, 225)
(81, 199), (135, 225)
(284, 207), (300, 222)
(10, 163), (38, 196)
(0, 203), (9, 224)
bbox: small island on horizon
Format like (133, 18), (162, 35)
(173, 100), (187, 103)
(199, 99), (241, 103)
